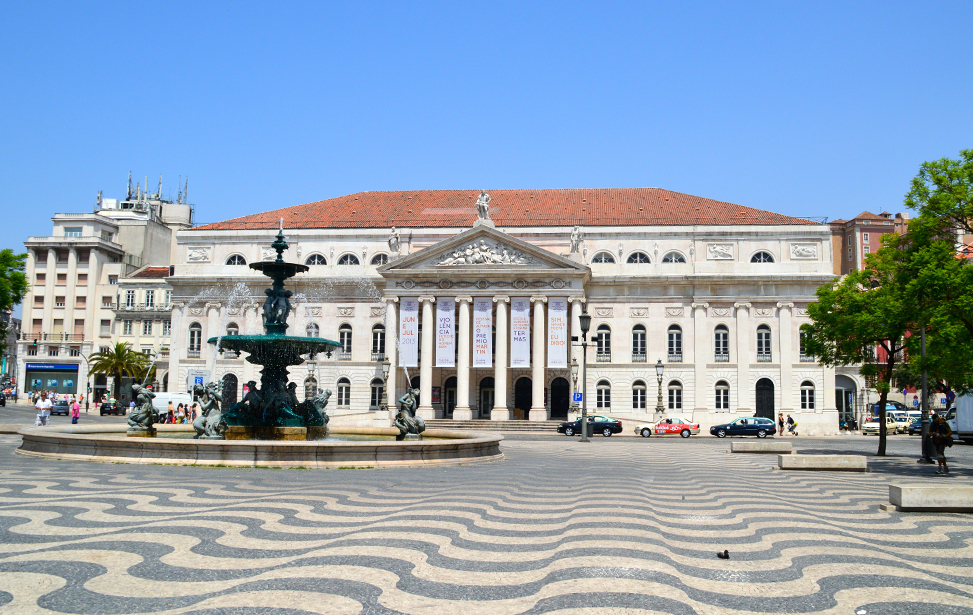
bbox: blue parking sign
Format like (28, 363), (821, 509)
(913, 400), (919, 406)
(194, 376), (204, 385)
(573, 392), (582, 402)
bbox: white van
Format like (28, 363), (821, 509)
(947, 393), (973, 444)
(152, 392), (193, 414)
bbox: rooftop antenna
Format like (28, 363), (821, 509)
(136, 181), (141, 201)
(157, 174), (162, 199)
(177, 175), (183, 204)
(184, 177), (189, 203)
(144, 176), (148, 201)
(127, 171), (133, 200)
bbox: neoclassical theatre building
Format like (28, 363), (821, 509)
(166, 188), (841, 434)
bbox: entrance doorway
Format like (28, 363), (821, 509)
(550, 377), (569, 419)
(514, 377), (532, 420)
(222, 374), (238, 411)
(755, 378), (775, 420)
(479, 377), (495, 419)
(835, 375), (858, 429)
(444, 376), (457, 418)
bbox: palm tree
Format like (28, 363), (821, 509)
(88, 343), (150, 401)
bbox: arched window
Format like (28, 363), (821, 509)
(337, 377), (351, 406)
(338, 324), (352, 358)
(799, 325), (813, 361)
(337, 254), (360, 265)
(306, 322), (320, 337)
(627, 252), (650, 264)
(757, 324), (772, 362)
(632, 380), (647, 409)
(591, 252), (615, 264)
(801, 380), (816, 410)
(632, 324), (646, 362)
(714, 325), (729, 361)
(225, 254), (246, 266)
(715, 380), (730, 410)
(371, 324), (386, 360)
(662, 252), (686, 263)
(304, 376), (318, 399)
(188, 323), (202, 357)
(596, 324), (611, 361)
(751, 251), (774, 263)
(596, 380), (611, 408)
(370, 254), (389, 266)
(226, 323), (239, 336)
(668, 380), (683, 410)
(667, 325), (682, 361)
(370, 378), (384, 408)
(305, 254), (326, 265)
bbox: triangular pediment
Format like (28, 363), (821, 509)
(378, 225), (589, 275)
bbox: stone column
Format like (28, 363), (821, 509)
(529, 296), (548, 421)
(65, 248), (78, 347)
(385, 298), (398, 423)
(777, 302), (794, 413)
(168, 303), (184, 393)
(454, 296), (473, 420)
(417, 296), (436, 419)
(84, 248), (99, 347)
(492, 296), (510, 420)
(734, 302), (751, 413)
(692, 302), (709, 413)
(42, 248), (56, 340)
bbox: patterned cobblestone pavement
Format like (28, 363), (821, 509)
(1, 433), (972, 615)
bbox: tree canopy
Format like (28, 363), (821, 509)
(0, 249), (28, 357)
(88, 343), (150, 400)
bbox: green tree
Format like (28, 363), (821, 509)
(905, 148), (973, 235)
(804, 241), (912, 456)
(88, 343), (149, 401)
(0, 249), (29, 357)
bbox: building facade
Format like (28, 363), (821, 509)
(167, 188), (843, 435)
(829, 211), (908, 275)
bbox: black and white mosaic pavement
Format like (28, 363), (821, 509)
(2, 432), (972, 615)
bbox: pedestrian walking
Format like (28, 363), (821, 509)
(932, 415), (953, 475)
(70, 398), (80, 424)
(778, 412), (784, 435)
(35, 392), (52, 426)
(176, 404), (186, 424)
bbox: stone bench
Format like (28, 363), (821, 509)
(778, 454), (868, 471)
(881, 484), (973, 513)
(730, 441), (793, 454)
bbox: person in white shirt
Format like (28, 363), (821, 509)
(35, 393), (53, 426)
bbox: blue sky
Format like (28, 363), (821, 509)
(2, 1), (971, 259)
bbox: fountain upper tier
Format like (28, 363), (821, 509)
(210, 334), (340, 366)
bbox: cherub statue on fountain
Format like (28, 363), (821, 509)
(223, 380), (261, 426)
(394, 387), (425, 440)
(302, 389), (332, 427)
(192, 382), (226, 439)
(127, 384), (159, 431)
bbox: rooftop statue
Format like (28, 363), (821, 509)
(570, 225), (583, 253)
(476, 190), (491, 220)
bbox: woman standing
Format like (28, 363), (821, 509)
(932, 414), (953, 475)
(70, 398), (81, 424)
(176, 403), (186, 424)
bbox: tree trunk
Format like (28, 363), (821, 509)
(877, 389), (889, 456)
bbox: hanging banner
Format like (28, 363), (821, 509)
(547, 297), (568, 368)
(399, 299), (419, 367)
(510, 297), (531, 367)
(473, 298), (493, 368)
(436, 298), (455, 367)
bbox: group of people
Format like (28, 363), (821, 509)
(777, 413), (799, 436)
(2, 386), (16, 402)
(160, 402), (199, 424)
(32, 391), (81, 425)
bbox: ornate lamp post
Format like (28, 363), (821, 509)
(655, 359), (665, 420)
(570, 358), (579, 416)
(578, 307), (592, 442)
(381, 356), (392, 415)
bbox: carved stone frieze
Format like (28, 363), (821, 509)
(370, 306), (386, 317)
(187, 247), (211, 263)
(261, 247), (275, 261)
(707, 244), (733, 260)
(630, 308), (648, 317)
(754, 307), (774, 317)
(226, 308), (241, 316)
(189, 308), (204, 316)
(711, 308), (732, 317)
(795, 308), (809, 317)
(394, 278), (567, 290)
(305, 307), (322, 316)
(337, 307), (355, 317)
(666, 307), (684, 317)
(790, 243), (818, 259)
(436, 240), (536, 265)
(594, 307), (613, 318)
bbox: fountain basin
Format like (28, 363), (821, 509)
(16, 424), (503, 468)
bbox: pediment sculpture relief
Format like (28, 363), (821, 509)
(436, 239), (536, 266)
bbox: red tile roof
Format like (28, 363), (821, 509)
(195, 189), (816, 231)
(130, 266), (170, 279)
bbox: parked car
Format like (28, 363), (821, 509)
(633, 417), (700, 438)
(870, 401), (906, 416)
(99, 401), (125, 416)
(709, 417), (777, 438)
(557, 415), (623, 437)
(51, 401), (70, 416)
(907, 417), (923, 436)
(889, 412), (911, 434)
(861, 414), (897, 435)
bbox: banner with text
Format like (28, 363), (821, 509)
(510, 297), (531, 367)
(473, 298), (493, 368)
(399, 299), (419, 367)
(547, 297), (568, 368)
(436, 298), (455, 367)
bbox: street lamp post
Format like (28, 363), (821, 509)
(570, 358), (579, 416)
(655, 359), (665, 420)
(578, 307), (591, 442)
(380, 356), (392, 415)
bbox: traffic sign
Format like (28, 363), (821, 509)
(194, 376), (204, 386)
(948, 392), (956, 401)
(914, 394), (919, 400)
(913, 400), (919, 406)
(573, 392), (582, 402)
(941, 398), (947, 405)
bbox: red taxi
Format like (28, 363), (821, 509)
(633, 417), (700, 438)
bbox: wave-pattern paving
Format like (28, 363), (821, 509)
(2, 436), (972, 614)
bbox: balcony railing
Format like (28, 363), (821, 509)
(596, 352), (612, 363)
(714, 353), (730, 362)
(631, 353), (646, 363)
(667, 353), (682, 362)
(119, 303), (173, 312)
(20, 332), (85, 342)
(371, 352), (386, 361)
(336, 351), (352, 361)
(757, 354), (772, 362)
(799, 354), (815, 363)
(187, 349), (201, 358)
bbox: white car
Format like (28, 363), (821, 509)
(633, 417), (700, 438)
(889, 412), (911, 434)
(862, 415), (898, 435)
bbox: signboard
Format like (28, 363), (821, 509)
(399, 299), (419, 367)
(187, 369), (209, 393)
(941, 398), (947, 405)
(432, 387), (441, 404)
(510, 298), (531, 367)
(436, 298), (455, 367)
(547, 297), (568, 368)
(573, 392), (582, 402)
(913, 400), (919, 406)
(473, 299), (492, 368)
(25, 363), (79, 372)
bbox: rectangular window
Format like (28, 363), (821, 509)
(48, 346), (59, 356)
(70, 346), (81, 357)
(125, 290), (136, 307)
(715, 387), (729, 410)
(27, 346), (37, 356)
(52, 319), (63, 334)
(55, 296), (65, 307)
(102, 296), (113, 307)
(145, 290), (154, 308)
(632, 386), (646, 409)
(864, 246), (870, 254)
(123, 320), (133, 335)
(32, 318), (42, 334)
(142, 320), (152, 335)
(141, 346), (153, 356)
(35, 273), (45, 283)
(370, 383), (384, 408)
(101, 230), (113, 241)
(76, 296), (86, 307)
(597, 386), (611, 408)
(64, 227), (83, 237)
(74, 319), (84, 335)
(34, 296), (44, 306)
(164, 290), (172, 306)
(162, 320), (171, 336)
(77, 273), (87, 285)
(863, 233), (869, 242)
(848, 246), (853, 260)
(56, 273), (67, 285)
(668, 387), (682, 410)
(57, 251), (68, 263)
(109, 275), (118, 285)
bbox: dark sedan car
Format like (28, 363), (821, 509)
(709, 417), (777, 438)
(51, 401), (70, 416)
(908, 417), (923, 436)
(557, 415), (623, 437)
(99, 402), (125, 416)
